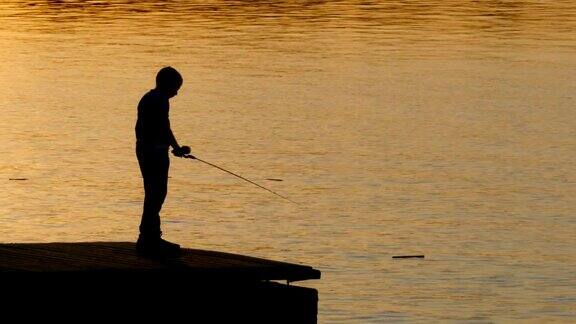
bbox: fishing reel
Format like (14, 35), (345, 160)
(172, 145), (191, 157)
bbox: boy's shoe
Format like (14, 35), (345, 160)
(136, 236), (181, 257)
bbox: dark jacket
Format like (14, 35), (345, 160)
(135, 89), (171, 147)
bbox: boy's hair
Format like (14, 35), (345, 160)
(156, 66), (183, 89)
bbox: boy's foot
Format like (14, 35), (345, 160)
(136, 236), (181, 257)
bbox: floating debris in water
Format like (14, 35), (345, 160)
(266, 178), (283, 182)
(392, 255), (425, 259)
(9, 178), (28, 181)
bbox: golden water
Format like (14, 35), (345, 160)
(1, 1), (575, 322)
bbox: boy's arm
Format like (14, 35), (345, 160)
(168, 123), (192, 157)
(168, 127), (180, 151)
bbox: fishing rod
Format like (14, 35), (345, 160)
(182, 154), (299, 205)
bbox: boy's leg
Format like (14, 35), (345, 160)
(137, 147), (169, 239)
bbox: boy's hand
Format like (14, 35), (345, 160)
(172, 145), (191, 158)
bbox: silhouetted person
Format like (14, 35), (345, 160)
(135, 66), (192, 256)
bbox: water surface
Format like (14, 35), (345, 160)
(1, 1), (575, 322)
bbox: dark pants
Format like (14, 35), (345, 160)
(136, 144), (170, 239)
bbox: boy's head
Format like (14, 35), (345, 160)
(156, 66), (183, 98)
